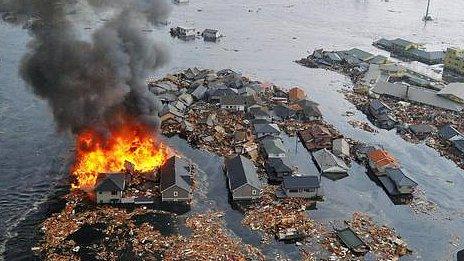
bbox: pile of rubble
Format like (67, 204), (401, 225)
(35, 192), (164, 260)
(242, 186), (320, 243)
(348, 119), (378, 133)
(165, 211), (264, 260)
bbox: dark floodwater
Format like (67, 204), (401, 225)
(2, 0), (464, 259)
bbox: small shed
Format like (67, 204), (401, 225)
(332, 138), (350, 158)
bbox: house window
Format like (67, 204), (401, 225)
(289, 189), (298, 193)
(111, 190), (117, 195)
(304, 188), (315, 193)
(174, 191), (178, 197)
(252, 190), (257, 195)
(98, 191), (102, 195)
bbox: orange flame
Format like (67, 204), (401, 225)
(71, 120), (167, 190)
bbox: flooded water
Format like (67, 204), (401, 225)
(1, 0), (464, 259)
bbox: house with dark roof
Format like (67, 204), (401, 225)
(160, 156), (193, 202)
(220, 95), (246, 111)
(253, 123), (281, 139)
(265, 158), (293, 182)
(378, 167), (418, 196)
(247, 106), (272, 122)
(452, 139), (464, 156)
(208, 87), (238, 102)
(261, 137), (286, 158)
(409, 124), (436, 139)
(225, 155), (262, 200)
(95, 173), (127, 204)
(272, 104), (296, 120)
(439, 124), (463, 141)
(281, 176), (320, 198)
(368, 99), (397, 130)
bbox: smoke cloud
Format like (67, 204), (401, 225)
(0, 0), (171, 132)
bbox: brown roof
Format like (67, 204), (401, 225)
(367, 149), (399, 168)
(289, 87), (305, 101)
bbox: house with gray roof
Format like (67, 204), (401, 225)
(281, 176), (320, 198)
(225, 155), (262, 200)
(191, 85), (208, 100)
(378, 167), (418, 196)
(95, 173), (127, 204)
(332, 138), (350, 158)
(160, 156), (193, 202)
(438, 83), (464, 104)
(220, 95), (246, 111)
(253, 123), (281, 139)
(272, 104), (296, 120)
(312, 149), (349, 175)
(261, 138), (286, 158)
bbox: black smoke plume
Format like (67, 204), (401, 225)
(0, 0), (171, 132)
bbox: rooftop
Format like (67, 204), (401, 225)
(95, 173), (126, 192)
(282, 175), (320, 189)
(160, 156), (192, 192)
(225, 155), (261, 190)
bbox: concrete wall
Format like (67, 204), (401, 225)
(162, 186), (190, 202)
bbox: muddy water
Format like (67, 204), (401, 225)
(2, 0), (464, 259)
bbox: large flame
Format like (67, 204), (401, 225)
(71, 120), (167, 190)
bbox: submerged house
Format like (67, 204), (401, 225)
(202, 29), (221, 41)
(95, 173), (126, 204)
(225, 155), (262, 200)
(160, 156), (193, 202)
(367, 149), (400, 175)
(379, 167), (418, 196)
(312, 149), (349, 175)
(281, 175), (320, 199)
